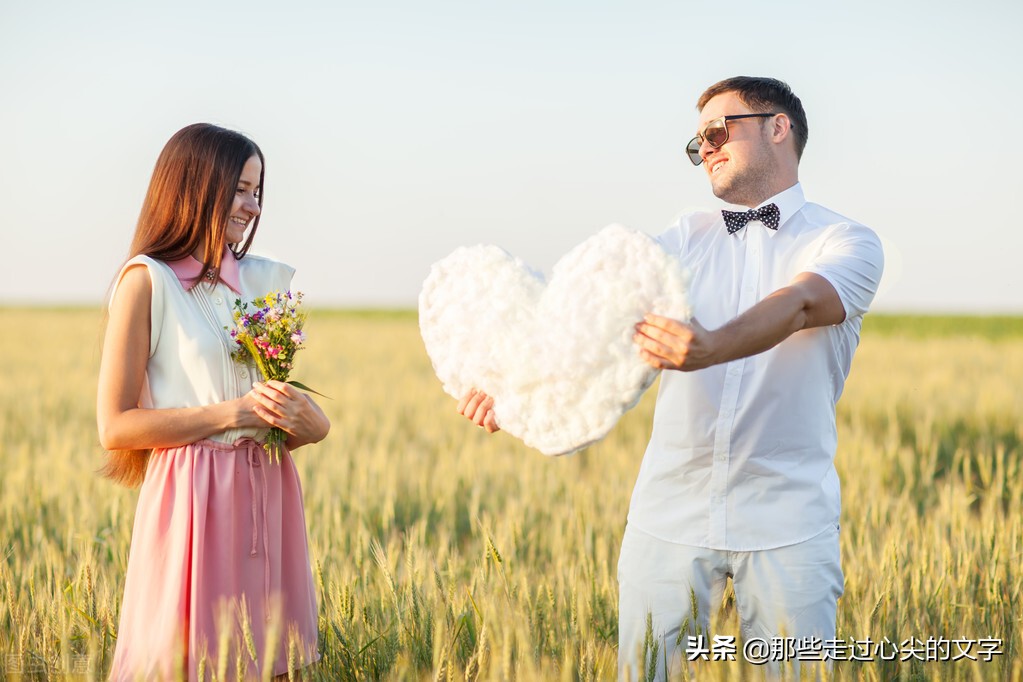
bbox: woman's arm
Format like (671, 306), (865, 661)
(96, 265), (269, 451)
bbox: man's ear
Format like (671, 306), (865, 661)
(771, 114), (791, 143)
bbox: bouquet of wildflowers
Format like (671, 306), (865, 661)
(230, 291), (319, 462)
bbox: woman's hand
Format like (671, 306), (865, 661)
(223, 392), (277, 430)
(457, 388), (500, 433)
(250, 381), (330, 449)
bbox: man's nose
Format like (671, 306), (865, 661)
(699, 138), (717, 164)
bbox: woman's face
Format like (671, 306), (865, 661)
(227, 155), (262, 245)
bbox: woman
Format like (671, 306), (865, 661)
(98, 123), (329, 680)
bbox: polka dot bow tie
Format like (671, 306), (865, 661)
(721, 203), (781, 235)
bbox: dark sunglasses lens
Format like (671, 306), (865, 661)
(685, 137), (703, 165)
(705, 120), (728, 147)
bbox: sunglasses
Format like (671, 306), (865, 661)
(685, 113), (779, 166)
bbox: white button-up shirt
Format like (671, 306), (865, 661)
(627, 183), (884, 551)
(110, 252), (296, 445)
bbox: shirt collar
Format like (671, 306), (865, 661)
(727, 182), (806, 240)
(165, 247), (243, 294)
(758, 182), (805, 238)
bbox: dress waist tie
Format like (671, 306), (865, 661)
(243, 439), (272, 622)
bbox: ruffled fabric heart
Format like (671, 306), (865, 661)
(419, 225), (691, 456)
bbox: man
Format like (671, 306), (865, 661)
(458, 76), (884, 678)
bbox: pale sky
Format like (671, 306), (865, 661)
(2, 0), (1021, 313)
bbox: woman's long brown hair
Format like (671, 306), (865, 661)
(101, 123), (265, 487)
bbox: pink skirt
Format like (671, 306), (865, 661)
(109, 438), (319, 681)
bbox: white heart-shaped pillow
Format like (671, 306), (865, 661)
(419, 224), (690, 455)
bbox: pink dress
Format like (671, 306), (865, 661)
(108, 253), (318, 681)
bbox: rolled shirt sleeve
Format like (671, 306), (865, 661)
(805, 222), (885, 320)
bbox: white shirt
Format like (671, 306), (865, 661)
(111, 253), (295, 444)
(627, 183), (884, 551)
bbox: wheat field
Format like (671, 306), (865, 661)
(1, 308), (1022, 680)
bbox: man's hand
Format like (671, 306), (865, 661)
(457, 388), (500, 433)
(634, 315), (720, 371)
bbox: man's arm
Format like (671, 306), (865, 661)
(633, 271), (845, 371)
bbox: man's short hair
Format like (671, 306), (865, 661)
(697, 76), (808, 160)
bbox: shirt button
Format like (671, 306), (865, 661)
(215, 297), (224, 305)
(240, 369), (249, 379)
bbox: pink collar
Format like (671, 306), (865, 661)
(165, 248), (243, 294)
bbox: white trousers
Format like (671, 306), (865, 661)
(617, 524), (843, 680)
